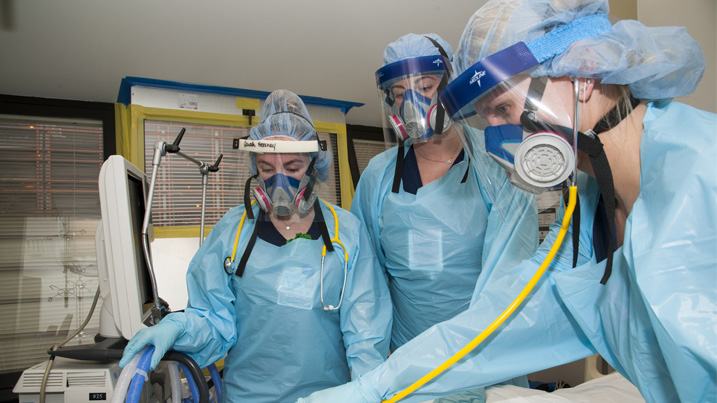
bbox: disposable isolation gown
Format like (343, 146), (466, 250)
(162, 199), (392, 402)
(351, 145), (538, 351)
(299, 101), (716, 403)
(554, 101), (717, 402)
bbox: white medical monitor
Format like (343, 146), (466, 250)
(96, 155), (155, 340)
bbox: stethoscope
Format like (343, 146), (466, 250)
(223, 198), (348, 311)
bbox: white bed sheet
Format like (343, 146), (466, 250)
(485, 372), (645, 402)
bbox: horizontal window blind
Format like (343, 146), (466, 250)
(144, 121), (250, 228)
(352, 139), (386, 175)
(0, 115), (103, 374)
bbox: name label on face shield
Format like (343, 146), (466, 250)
(238, 139), (319, 153)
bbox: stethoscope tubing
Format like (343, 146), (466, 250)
(223, 199), (347, 311)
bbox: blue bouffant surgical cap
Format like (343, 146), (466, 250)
(248, 89), (333, 182)
(454, 0), (705, 99)
(383, 33), (454, 67)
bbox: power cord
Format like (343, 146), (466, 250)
(39, 286), (101, 403)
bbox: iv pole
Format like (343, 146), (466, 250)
(141, 128), (223, 325)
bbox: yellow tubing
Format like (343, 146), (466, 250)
(321, 199), (348, 261)
(383, 185), (578, 403)
(230, 201), (255, 262)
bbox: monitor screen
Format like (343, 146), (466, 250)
(96, 155), (157, 340)
(127, 174), (154, 312)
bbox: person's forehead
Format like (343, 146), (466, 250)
(255, 153), (308, 163)
(392, 73), (441, 87)
(477, 76), (531, 106)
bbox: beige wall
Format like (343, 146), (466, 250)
(609, 0), (637, 19)
(608, 0), (715, 113)
(638, 0), (716, 112)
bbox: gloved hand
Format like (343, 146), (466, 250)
(119, 319), (184, 370)
(296, 379), (380, 403)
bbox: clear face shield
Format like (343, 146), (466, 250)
(441, 43), (580, 197)
(238, 138), (320, 217)
(376, 55), (454, 148)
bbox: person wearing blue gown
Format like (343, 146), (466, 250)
(298, 1), (716, 402)
(120, 89), (392, 402)
(352, 33), (539, 401)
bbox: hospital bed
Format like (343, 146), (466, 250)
(485, 372), (644, 402)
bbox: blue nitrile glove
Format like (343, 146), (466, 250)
(119, 320), (184, 370)
(296, 378), (380, 403)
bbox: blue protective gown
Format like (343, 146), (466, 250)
(162, 200), (392, 402)
(351, 145), (538, 352)
(553, 101), (717, 402)
(308, 101), (716, 403)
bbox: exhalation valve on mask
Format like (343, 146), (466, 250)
(265, 185), (299, 216)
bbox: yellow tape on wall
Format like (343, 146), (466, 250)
(314, 122), (353, 209)
(236, 97), (261, 111)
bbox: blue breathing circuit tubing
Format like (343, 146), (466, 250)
(208, 363), (222, 402)
(126, 346), (154, 403)
(125, 347), (223, 403)
(178, 362), (200, 403)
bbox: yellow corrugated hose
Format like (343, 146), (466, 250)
(383, 185), (578, 403)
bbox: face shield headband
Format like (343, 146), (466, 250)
(440, 14), (612, 121)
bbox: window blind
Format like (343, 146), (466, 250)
(144, 121), (250, 228)
(0, 115), (104, 374)
(352, 138), (386, 176)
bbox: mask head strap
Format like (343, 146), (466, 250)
(244, 174), (259, 219)
(300, 156), (318, 202)
(577, 94), (640, 284)
(236, 211), (261, 277)
(302, 139), (326, 202)
(423, 36), (451, 134)
(392, 139), (405, 193)
(313, 200), (334, 253)
(522, 77), (547, 121)
(384, 89), (396, 107)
